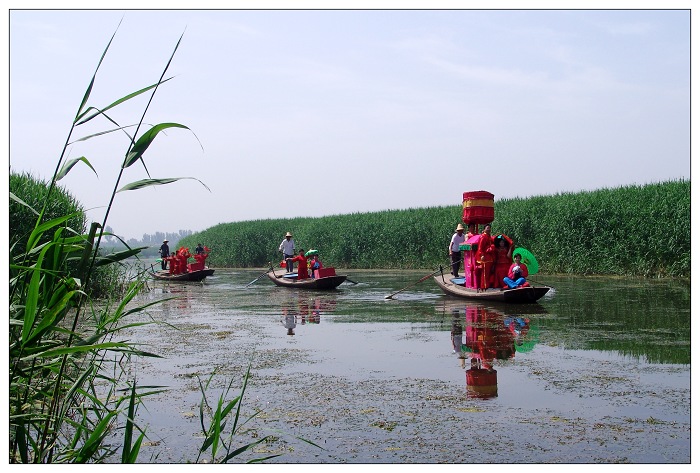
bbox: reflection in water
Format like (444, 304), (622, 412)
(450, 304), (539, 399)
(280, 295), (336, 335)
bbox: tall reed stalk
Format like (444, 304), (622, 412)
(8, 22), (207, 463)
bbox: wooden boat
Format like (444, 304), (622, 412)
(433, 274), (550, 303)
(151, 245), (214, 282)
(151, 267), (214, 282)
(266, 267), (347, 290)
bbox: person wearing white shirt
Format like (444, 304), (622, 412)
(449, 224), (466, 277)
(278, 232), (296, 272)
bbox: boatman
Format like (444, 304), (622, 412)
(279, 232), (296, 273)
(449, 224), (466, 277)
(159, 239), (170, 270)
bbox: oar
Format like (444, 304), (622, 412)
(246, 265), (273, 287)
(345, 277), (359, 285)
(384, 266), (443, 299)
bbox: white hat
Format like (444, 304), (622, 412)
(285, 232), (292, 237)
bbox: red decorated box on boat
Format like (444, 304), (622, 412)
(314, 267), (336, 278)
(188, 261), (205, 272)
(462, 190), (494, 224)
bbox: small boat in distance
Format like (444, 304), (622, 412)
(151, 267), (215, 282)
(266, 267), (347, 290)
(150, 245), (214, 282)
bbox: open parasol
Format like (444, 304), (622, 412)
(304, 249), (319, 257)
(512, 247), (539, 275)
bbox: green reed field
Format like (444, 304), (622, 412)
(179, 179), (689, 278)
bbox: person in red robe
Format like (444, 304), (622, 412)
(475, 224), (495, 289)
(288, 250), (309, 280)
(493, 234), (513, 289)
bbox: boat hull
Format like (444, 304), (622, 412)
(151, 268), (215, 282)
(266, 268), (346, 290)
(433, 275), (549, 303)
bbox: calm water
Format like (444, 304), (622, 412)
(124, 269), (690, 463)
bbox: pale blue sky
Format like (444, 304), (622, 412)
(7, 6), (691, 240)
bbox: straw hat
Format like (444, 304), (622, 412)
(455, 224), (465, 232)
(285, 232), (293, 237)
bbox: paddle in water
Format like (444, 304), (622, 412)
(385, 267), (443, 299)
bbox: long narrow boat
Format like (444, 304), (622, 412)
(433, 274), (550, 303)
(266, 268), (346, 290)
(151, 267), (215, 282)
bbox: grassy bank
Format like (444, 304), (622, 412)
(179, 179), (689, 278)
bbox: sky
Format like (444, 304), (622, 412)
(5, 3), (693, 241)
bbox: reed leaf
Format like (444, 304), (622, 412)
(56, 156), (98, 181)
(74, 18), (121, 123)
(9, 192), (40, 216)
(75, 78), (173, 126)
(117, 176), (210, 192)
(123, 122), (189, 168)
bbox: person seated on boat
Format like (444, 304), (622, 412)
(308, 254), (322, 278)
(287, 249), (309, 280)
(503, 254), (530, 289)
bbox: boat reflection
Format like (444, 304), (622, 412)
(446, 302), (541, 399)
(281, 295), (337, 335)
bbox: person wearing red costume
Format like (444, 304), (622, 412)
(503, 254), (529, 288)
(475, 224), (495, 289)
(287, 249), (309, 280)
(493, 234), (513, 289)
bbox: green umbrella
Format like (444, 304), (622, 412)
(304, 249), (319, 257)
(513, 247), (539, 275)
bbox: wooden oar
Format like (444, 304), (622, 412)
(384, 267), (443, 299)
(345, 277), (359, 285)
(246, 265), (274, 287)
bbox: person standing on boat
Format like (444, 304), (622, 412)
(279, 232), (296, 272)
(503, 253), (530, 289)
(195, 243), (205, 255)
(287, 249), (309, 280)
(449, 224), (466, 277)
(475, 224), (495, 289)
(159, 239), (170, 270)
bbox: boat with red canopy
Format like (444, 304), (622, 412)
(434, 190), (552, 303)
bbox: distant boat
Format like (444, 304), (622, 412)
(266, 267), (346, 290)
(151, 267), (214, 282)
(150, 245), (214, 282)
(433, 274), (550, 303)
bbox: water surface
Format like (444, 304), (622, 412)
(124, 269), (690, 463)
